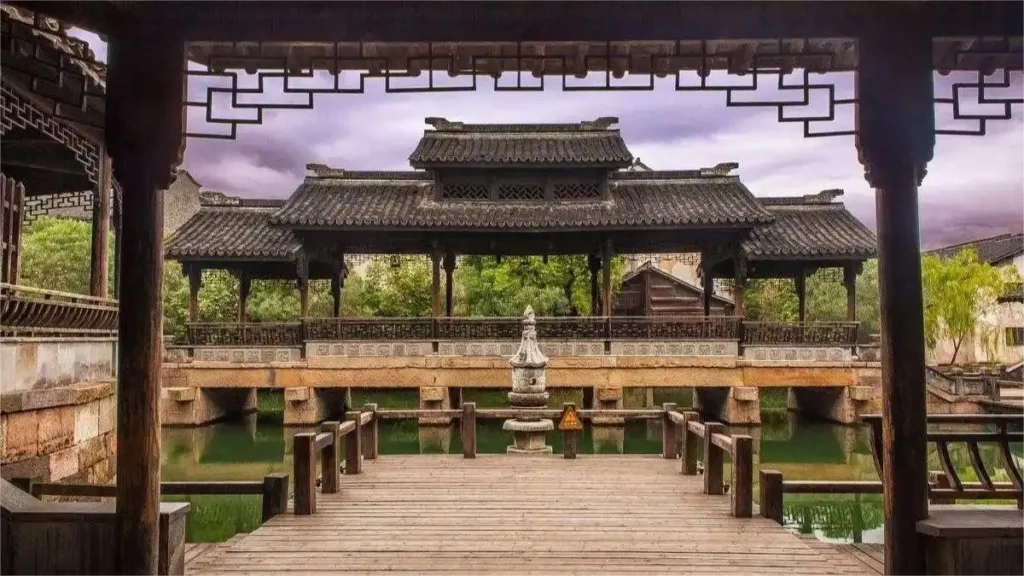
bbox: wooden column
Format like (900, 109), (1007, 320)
(89, 148), (112, 298)
(113, 213), (121, 298)
(330, 274), (342, 318)
(856, 15), (934, 575)
(186, 266), (202, 323)
(106, 24), (185, 575)
(701, 267), (714, 317)
(588, 253), (601, 316)
(601, 240), (612, 316)
(238, 274), (251, 323)
(431, 250), (441, 317)
(297, 279), (309, 317)
(443, 251), (456, 316)
(844, 263), (858, 322)
(733, 258), (747, 318)
(795, 268), (807, 322)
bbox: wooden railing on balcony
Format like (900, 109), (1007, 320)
(185, 322), (303, 346)
(741, 321), (858, 347)
(0, 283), (118, 337)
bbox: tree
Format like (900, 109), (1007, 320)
(356, 257), (434, 317)
(18, 216), (114, 297)
(921, 249), (1018, 364)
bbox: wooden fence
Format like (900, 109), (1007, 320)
(292, 405), (378, 515)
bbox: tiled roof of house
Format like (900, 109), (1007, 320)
(927, 232), (1024, 265)
(743, 190), (877, 260)
(408, 117), (634, 167)
(164, 200), (300, 260)
(270, 170), (772, 230)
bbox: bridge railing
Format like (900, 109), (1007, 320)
(1, 283), (118, 337)
(670, 410), (754, 518)
(292, 406), (377, 515)
(760, 413), (1024, 522)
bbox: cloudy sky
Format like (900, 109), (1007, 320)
(77, 32), (1022, 250)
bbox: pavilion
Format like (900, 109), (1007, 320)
(165, 117), (875, 328)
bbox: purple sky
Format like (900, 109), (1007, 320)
(77, 32), (1023, 250)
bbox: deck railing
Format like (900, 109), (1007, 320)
(1, 283), (118, 337)
(759, 413), (1024, 522)
(10, 474), (290, 523)
(292, 406), (378, 515)
(669, 410), (754, 518)
(176, 316), (861, 352)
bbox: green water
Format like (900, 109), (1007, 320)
(160, 389), (1022, 544)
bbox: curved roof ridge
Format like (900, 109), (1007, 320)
(423, 117), (620, 132)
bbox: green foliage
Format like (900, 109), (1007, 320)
(18, 216), (114, 297)
(355, 257), (434, 317)
(922, 249), (1018, 364)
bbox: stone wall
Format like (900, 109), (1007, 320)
(1, 338), (116, 393)
(1, 381), (116, 483)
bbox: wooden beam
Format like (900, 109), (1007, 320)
(89, 148), (111, 298)
(856, 15), (933, 575)
(106, 22), (186, 575)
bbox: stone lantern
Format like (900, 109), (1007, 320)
(503, 306), (554, 454)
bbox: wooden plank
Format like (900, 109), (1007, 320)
(190, 456), (875, 575)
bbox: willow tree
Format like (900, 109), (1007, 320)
(922, 248), (1019, 364)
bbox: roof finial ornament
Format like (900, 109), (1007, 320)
(425, 117), (462, 131)
(803, 189), (844, 203)
(582, 116), (620, 130)
(699, 162), (740, 177)
(306, 163), (332, 177)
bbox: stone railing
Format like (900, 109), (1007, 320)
(740, 321), (859, 347)
(0, 283), (118, 337)
(185, 322), (303, 346)
(925, 366), (998, 398)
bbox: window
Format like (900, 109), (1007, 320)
(553, 181), (602, 200)
(1006, 327), (1024, 347)
(496, 183), (545, 201)
(440, 183), (489, 200)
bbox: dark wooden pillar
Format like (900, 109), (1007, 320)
(89, 148), (112, 298)
(113, 213), (121, 298)
(795, 268), (807, 322)
(443, 251), (456, 316)
(588, 253), (601, 316)
(106, 24), (185, 575)
(298, 279), (309, 317)
(330, 274), (342, 317)
(844, 263), (858, 322)
(238, 274), (251, 323)
(601, 240), (613, 316)
(733, 258), (748, 318)
(186, 266), (202, 322)
(701, 261), (714, 316)
(856, 15), (934, 575)
(431, 250), (441, 317)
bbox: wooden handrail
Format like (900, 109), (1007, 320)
(676, 410), (753, 518)
(14, 474), (289, 522)
(373, 408), (666, 420)
(292, 409), (377, 516)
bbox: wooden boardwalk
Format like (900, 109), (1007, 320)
(190, 456), (875, 575)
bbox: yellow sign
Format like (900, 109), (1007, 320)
(558, 405), (583, 431)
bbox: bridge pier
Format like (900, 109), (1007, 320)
(787, 386), (877, 424)
(161, 387), (256, 426)
(418, 386), (453, 425)
(591, 386), (624, 425)
(694, 387), (761, 425)
(283, 387), (350, 426)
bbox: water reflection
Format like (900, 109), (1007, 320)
(161, 411), (1021, 544)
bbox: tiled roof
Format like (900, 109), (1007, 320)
(408, 117), (633, 167)
(271, 171), (772, 230)
(1, 5), (106, 90)
(743, 190), (877, 260)
(927, 233), (1024, 265)
(165, 201), (300, 260)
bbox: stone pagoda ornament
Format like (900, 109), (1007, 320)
(503, 306), (554, 455)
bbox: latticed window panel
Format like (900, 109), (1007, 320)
(553, 182), (602, 200)
(441, 183), (490, 200)
(497, 184), (545, 201)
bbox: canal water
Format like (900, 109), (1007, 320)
(160, 389), (1022, 544)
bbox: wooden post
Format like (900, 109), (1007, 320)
(106, 24), (185, 575)
(588, 254), (601, 316)
(238, 274), (251, 323)
(293, 433), (316, 515)
(443, 252), (456, 317)
(330, 274), (341, 317)
(297, 278), (309, 318)
(795, 269), (807, 322)
(844, 263), (857, 322)
(681, 411), (700, 475)
(362, 404), (379, 459)
(759, 470), (784, 525)
(601, 240), (613, 316)
(431, 250), (441, 317)
(461, 402), (477, 458)
(703, 422), (725, 495)
(89, 148), (112, 298)
(345, 412), (363, 475)
(320, 421), (341, 494)
(731, 435), (753, 518)
(563, 429), (578, 459)
(701, 267), (714, 317)
(261, 473), (289, 522)
(661, 403), (677, 459)
(856, 18), (933, 574)
(113, 213), (121, 298)
(187, 266), (202, 322)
